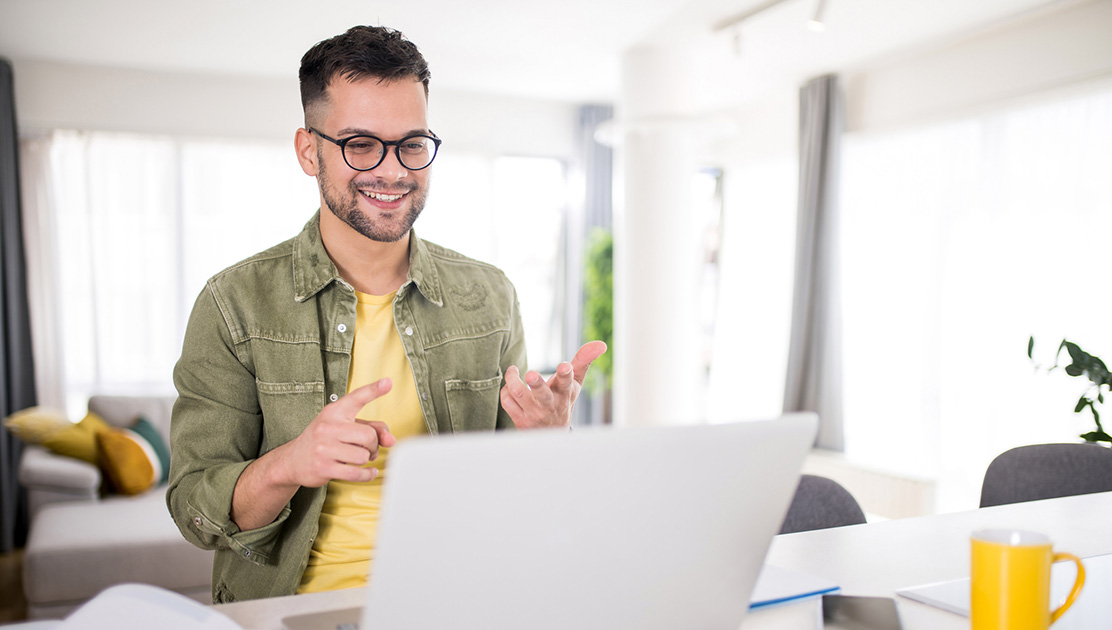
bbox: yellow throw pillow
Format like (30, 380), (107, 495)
(3, 407), (72, 443)
(96, 417), (170, 496)
(41, 412), (111, 465)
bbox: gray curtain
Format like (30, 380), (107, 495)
(1, 58), (34, 552)
(783, 74), (844, 451)
(569, 104), (613, 426)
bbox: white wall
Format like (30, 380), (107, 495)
(845, 0), (1112, 134)
(11, 59), (578, 158)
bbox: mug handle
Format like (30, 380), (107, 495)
(1049, 552), (1086, 625)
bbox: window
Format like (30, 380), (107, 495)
(29, 132), (569, 417)
(707, 156), (798, 423)
(420, 154), (569, 372)
(840, 84), (1112, 511)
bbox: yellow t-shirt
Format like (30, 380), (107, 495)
(298, 290), (427, 593)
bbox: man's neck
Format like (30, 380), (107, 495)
(319, 210), (411, 296)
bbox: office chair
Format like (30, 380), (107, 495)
(979, 442), (1112, 508)
(779, 474), (867, 534)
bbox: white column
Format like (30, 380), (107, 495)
(613, 45), (705, 427)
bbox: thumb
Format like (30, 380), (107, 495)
(571, 341), (608, 385)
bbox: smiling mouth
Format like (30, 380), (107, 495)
(361, 190), (406, 202)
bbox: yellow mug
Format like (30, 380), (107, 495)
(970, 529), (1086, 630)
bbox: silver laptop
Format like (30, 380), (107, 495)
(284, 413), (817, 630)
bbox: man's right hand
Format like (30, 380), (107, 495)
(231, 379), (395, 531)
(278, 378), (397, 488)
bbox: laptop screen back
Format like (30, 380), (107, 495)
(362, 414), (817, 630)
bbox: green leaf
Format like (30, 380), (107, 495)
(1075, 396), (1090, 413)
(1064, 341), (1086, 363)
(1028, 336), (1035, 360)
(1080, 430), (1112, 443)
(1065, 364), (1084, 377)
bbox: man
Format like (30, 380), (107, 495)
(166, 25), (606, 604)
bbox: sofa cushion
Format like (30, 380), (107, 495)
(4, 408), (111, 465)
(88, 395), (175, 444)
(22, 491), (213, 609)
(96, 417), (171, 495)
(3, 407), (71, 442)
(42, 413), (111, 464)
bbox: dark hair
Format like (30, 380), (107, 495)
(299, 26), (431, 122)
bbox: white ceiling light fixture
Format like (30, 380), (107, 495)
(713, 0), (793, 32)
(712, 0), (830, 38)
(808, 0), (829, 32)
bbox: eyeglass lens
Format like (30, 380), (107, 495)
(343, 136), (438, 171)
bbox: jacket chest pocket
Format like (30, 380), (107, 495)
(445, 374), (502, 432)
(256, 380), (326, 446)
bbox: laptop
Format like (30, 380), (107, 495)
(283, 413), (818, 630)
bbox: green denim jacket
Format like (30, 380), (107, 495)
(166, 212), (524, 603)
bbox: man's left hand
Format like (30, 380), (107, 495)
(500, 341), (608, 430)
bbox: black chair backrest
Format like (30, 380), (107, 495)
(979, 443), (1112, 508)
(779, 474), (867, 534)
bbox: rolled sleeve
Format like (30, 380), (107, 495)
(167, 285), (287, 565)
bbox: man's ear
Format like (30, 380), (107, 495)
(294, 128), (319, 177)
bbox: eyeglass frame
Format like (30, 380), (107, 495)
(308, 127), (443, 172)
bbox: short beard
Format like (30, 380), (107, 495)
(317, 148), (428, 243)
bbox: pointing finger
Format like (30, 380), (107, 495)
(334, 378), (393, 417)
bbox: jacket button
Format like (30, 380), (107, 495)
(405, 326), (413, 336)
(337, 323), (347, 333)
(244, 550), (251, 558)
(329, 394), (339, 402)
(193, 517), (203, 527)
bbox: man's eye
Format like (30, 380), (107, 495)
(347, 141), (378, 153)
(400, 142), (427, 153)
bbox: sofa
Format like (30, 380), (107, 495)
(18, 395), (213, 619)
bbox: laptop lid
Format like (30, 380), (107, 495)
(362, 413), (817, 630)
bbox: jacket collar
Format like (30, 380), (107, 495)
(292, 211), (443, 306)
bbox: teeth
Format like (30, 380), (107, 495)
(362, 191), (403, 202)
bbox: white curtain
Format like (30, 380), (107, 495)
(841, 83), (1112, 512)
(19, 135), (65, 411)
(21, 131), (316, 418)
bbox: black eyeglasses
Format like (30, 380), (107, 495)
(309, 128), (442, 171)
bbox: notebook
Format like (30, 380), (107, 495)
(283, 413), (818, 630)
(897, 552), (1111, 629)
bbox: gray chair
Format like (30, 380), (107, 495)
(779, 474), (867, 534)
(979, 443), (1112, 508)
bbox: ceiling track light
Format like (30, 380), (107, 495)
(712, 0), (831, 35)
(808, 0), (828, 32)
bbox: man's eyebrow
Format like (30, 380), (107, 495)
(336, 127), (431, 138)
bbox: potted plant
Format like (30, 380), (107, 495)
(1029, 337), (1112, 444)
(583, 228), (613, 422)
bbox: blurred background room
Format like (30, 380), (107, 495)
(2, 0), (1111, 549)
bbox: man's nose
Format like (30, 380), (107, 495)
(370, 148), (408, 181)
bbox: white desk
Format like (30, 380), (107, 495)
(214, 491), (1112, 629)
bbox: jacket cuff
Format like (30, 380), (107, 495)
(183, 461), (292, 566)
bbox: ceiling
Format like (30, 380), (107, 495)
(0, 0), (1074, 104)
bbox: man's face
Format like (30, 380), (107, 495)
(311, 76), (431, 243)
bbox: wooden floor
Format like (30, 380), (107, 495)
(0, 548), (28, 623)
